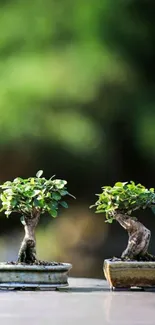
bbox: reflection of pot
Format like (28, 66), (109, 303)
(103, 259), (155, 289)
(103, 288), (155, 324)
(0, 263), (72, 289)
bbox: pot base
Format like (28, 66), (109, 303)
(0, 262), (72, 290)
(0, 282), (68, 290)
(103, 259), (155, 290)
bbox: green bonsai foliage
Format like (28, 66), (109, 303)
(91, 181), (155, 261)
(0, 170), (75, 264)
(0, 170), (74, 221)
(91, 181), (155, 223)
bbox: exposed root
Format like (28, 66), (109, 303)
(115, 213), (151, 260)
(111, 253), (155, 262)
(18, 211), (40, 264)
(136, 252), (155, 262)
(18, 238), (37, 264)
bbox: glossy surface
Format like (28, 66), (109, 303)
(0, 277), (155, 325)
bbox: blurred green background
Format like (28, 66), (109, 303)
(0, 0), (155, 278)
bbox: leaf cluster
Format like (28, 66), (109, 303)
(0, 170), (75, 219)
(90, 181), (155, 223)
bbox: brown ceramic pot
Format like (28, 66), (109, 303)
(103, 259), (155, 290)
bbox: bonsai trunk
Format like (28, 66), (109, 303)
(115, 213), (154, 261)
(18, 210), (40, 264)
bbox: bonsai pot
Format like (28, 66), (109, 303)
(0, 262), (72, 289)
(104, 259), (155, 289)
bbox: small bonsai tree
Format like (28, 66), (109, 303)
(91, 181), (155, 261)
(0, 170), (74, 264)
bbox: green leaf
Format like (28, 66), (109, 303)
(20, 216), (26, 226)
(30, 178), (35, 185)
(60, 190), (69, 196)
(105, 219), (113, 223)
(115, 182), (124, 187)
(5, 210), (12, 217)
(60, 201), (68, 208)
(33, 198), (43, 208)
(36, 170), (43, 178)
(11, 198), (17, 208)
(52, 192), (61, 200)
(25, 185), (31, 192)
(49, 209), (58, 218)
(1, 203), (8, 209)
(49, 202), (58, 209)
(31, 190), (41, 197)
(53, 179), (67, 189)
(13, 177), (23, 183)
(0, 194), (7, 202)
(95, 210), (105, 213)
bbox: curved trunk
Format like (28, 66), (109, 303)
(18, 210), (40, 264)
(115, 213), (154, 260)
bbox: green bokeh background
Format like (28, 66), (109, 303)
(0, 0), (155, 278)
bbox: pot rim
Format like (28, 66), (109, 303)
(104, 259), (155, 265)
(0, 262), (72, 271)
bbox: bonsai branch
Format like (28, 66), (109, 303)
(18, 210), (40, 264)
(115, 213), (154, 261)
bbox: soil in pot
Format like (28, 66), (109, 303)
(5, 260), (63, 266)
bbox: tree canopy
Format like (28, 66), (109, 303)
(0, 170), (74, 220)
(91, 182), (155, 223)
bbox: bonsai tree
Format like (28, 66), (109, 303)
(0, 170), (74, 264)
(91, 181), (155, 261)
